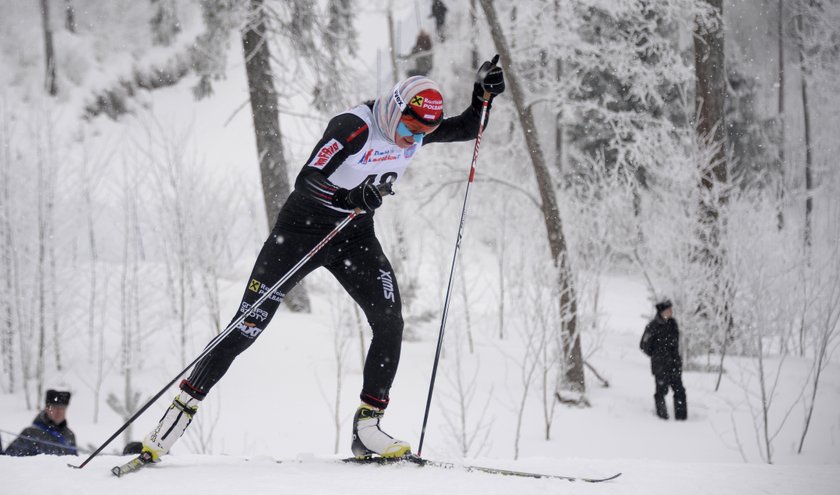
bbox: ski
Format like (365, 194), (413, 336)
(108, 452), (620, 482)
(110, 451), (155, 477)
(341, 454), (621, 483)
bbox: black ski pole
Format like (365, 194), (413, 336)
(69, 208), (364, 469)
(417, 55), (498, 457)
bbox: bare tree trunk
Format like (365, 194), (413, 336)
(478, 0), (585, 395)
(795, 12), (813, 250)
(64, 0), (76, 33)
(6, 144), (31, 403)
(694, 0), (732, 363)
(49, 214), (61, 371)
(42, 118), (61, 372)
(199, 268), (222, 334)
(82, 154), (98, 362)
(440, 330), (492, 457)
(386, 1), (399, 82)
(776, 0), (785, 230)
(156, 140), (193, 368)
(6, 151), (30, 402)
(92, 295), (105, 423)
(241, 0), (310, 312)
(496, 205), (507, 340)
(694, 0), (727, 198)
(694, 0), (727, 242)
(513, 323), (541, 459)
(36, 138), (49, 402)
(333, 353), (343, 454)
(111, 183), (143, 443)
(798, 257), (840, 452)
(714, 325), (730, 391)
(470, 0), (478, 69)
(328, 301), (352, 454)
(554, 40), (564, 173)
(541, 332), (559, 439)
(452, 333), (469, 456)
(39, 0), (58, 96)
(458, 263), (474, 354)
(555, 111), (563, 172)
(583, 360), (610, 388)
(799, 327), (829, 453)
(1, 111), (15, 392)
(756, 335), (773, 463)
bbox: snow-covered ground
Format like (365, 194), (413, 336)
(5, 453), (839, 495)
(2, 273), (839, 494)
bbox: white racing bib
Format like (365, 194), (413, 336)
(323, 105), (420, 211)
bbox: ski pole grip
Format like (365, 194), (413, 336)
(482, 54), (499, 101)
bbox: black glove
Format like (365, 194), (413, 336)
(376, 180), (395, 197)
(342, 177), (383, 212)
(476, 55), (505, 96)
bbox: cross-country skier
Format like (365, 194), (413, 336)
(138, 61), (505, 464)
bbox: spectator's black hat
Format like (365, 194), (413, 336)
(45, 389), (71, 406)
(655, 299), (673, 313)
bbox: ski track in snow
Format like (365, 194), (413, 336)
(2, 454), (839, 495)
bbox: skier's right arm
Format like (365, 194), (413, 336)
(294, 113), (369, 209)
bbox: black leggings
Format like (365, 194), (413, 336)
(181, 215), (403, 409)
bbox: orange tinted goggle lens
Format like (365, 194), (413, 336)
(400, 115), (437, 135)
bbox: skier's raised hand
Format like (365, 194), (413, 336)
(476, 54), (505, 96)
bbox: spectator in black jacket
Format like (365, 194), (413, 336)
(4, 389), (78, 456)
(640, 300), (687, 420)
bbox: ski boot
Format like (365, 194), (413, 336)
(141, 391), (200, 462)
(351, 403), (411, 459)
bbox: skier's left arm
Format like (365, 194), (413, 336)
(423, 58), (505, 145)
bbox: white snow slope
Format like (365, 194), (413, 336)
(2, 274), (839, 495)
(4, 453), (839, 495)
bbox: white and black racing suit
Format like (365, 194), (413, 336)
(180, 85), (490, 409)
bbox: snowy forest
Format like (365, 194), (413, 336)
(1, 0), (839, 493)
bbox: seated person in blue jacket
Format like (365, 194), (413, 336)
(4, 389), (78, 456)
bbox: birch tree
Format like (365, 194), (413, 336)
(439, 324), (493, 458)
(478, 0), (585, 397)
(0, 102), (17, 393)
(775, 0), (786, 230)
(39, 0), (57, 95)
(794, 6), (814, 250)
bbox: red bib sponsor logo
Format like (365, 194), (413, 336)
(307, 138), (344, 169)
